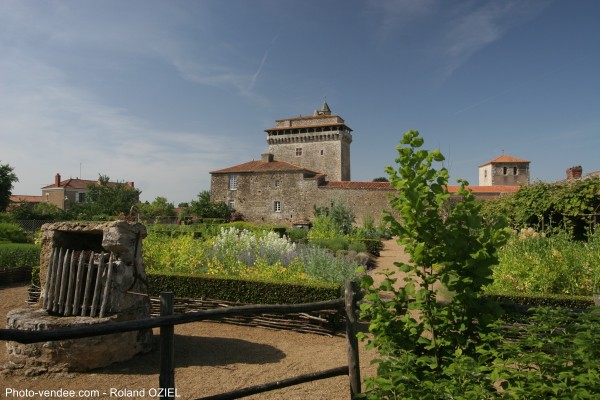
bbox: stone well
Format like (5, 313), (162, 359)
(5, 221), (153, 375)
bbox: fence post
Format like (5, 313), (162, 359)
(345, 280), (361, 398)
(159, 292), (175, 400)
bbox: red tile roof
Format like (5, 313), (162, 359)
(9, 195), (43, 203)
(42, 178), (134, 190)
(480, 155), (530, 166)
(210, 160), (322, 175)
(447, 185), (521, 194)
(320, 182), (520, 194)
(319, 181), (395, 190)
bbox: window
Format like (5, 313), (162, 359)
(295, 148), (302, 156)
(513, 167), (518, 175)
(77, 192), (86, 203)
(320, 149), (324, 156)
(229, 175), (238, 190)
(275, 180), (281, 188)
(228, 200), (235, 209)
(503, 167), (508, 175)
(274, 201), (281, 212)
(484, 170), (487, 178)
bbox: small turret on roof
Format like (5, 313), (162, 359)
(314, 100), (331, 116)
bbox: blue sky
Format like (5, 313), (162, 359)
(1, 0), (599, 205)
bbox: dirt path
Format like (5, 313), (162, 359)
(0, 240), (409, 400)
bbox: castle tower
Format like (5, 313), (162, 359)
(264, 101), (353, 181)
(479, 155), (530, 186)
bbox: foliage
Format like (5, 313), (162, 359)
(144, 227), (361, 286)
(67, 174), (141, 219)
(9, 202), (66, 221)
(359, 130), (510, 398)
(189, 191), (234, 220)
(488, 229), (600, 296)
(137, 196), (176, 221)
(147, 272), (341, 304)
(285, 227), (309, 242)
(491, 307), (600, 399)
(481, 177), (600, 240)
(0, 243), (40, 269)
(0, 222), (30, 243)
(0, 161), (18, 212)
(372, 177), (389, 182)
(312, 200), (356, 236)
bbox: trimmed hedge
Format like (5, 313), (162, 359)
(147, 272), (343, 304)
(0, 243), (41, 270)
(484, 291), (595, 311)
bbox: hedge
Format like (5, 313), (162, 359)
(0, 243), (41, 270)
(147, 272), (343, 304)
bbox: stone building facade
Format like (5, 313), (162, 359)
(211, 103), (523, 226)
(478, 155), (530, 186)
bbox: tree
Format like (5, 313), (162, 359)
(0, 162), (18, 212)
(10, 202), (65, 221)
(372, 177), (389, 182)
(137, 196), (176, 221)
(359, 131), (510, 398)
(189, 191), (233, 220)
(70, 174), (141, 219)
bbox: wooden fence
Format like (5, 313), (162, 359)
(0, 281), (362, 400)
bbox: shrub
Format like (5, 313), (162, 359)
(0, 222), (30, 243)
(488, 230), (600, 296)
(0, 243), (41, 269)
(144, 227), (361, 286)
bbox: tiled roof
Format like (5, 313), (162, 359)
(42, 178), (133, 190)
(9, 195), (43, 203)
(480, 155), (530, 166)
(319, 181), (395, 190)
(447, 185), (521, 194)
(210, 160), (322, 175)
(319, 182), (520, 194)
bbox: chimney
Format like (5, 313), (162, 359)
(261, 153), (274, 163)
(566, 166), (582, 181)
(55, 173), (61, 187)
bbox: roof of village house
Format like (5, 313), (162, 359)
(210, 160), (323, 175)
(9, 195), (43, 203)
(42, 178), (134, 190)
(479, 155), (530, 167)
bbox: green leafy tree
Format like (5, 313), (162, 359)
(359, 131), (510, 398)
(70, 175), (141, 219)
(189, 191), (233, 220)
(137, 196), (176, 221)
(372, 177), (389, 182)
(10, 202), (66, 221)
(0, 162), (18, 212)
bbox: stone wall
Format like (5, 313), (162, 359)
(212, 171), (393, 225)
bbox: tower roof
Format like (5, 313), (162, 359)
(479, 155), (530, 167)
(315, 100), (331, 116)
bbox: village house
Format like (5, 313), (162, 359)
(41, 173), (135, 211)
(210, 102), (525, 226)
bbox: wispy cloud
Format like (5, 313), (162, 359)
(367, 0), (551, 78)
(0, 48), (241, 202)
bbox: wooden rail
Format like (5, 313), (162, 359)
(0, 281), (362, 399)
